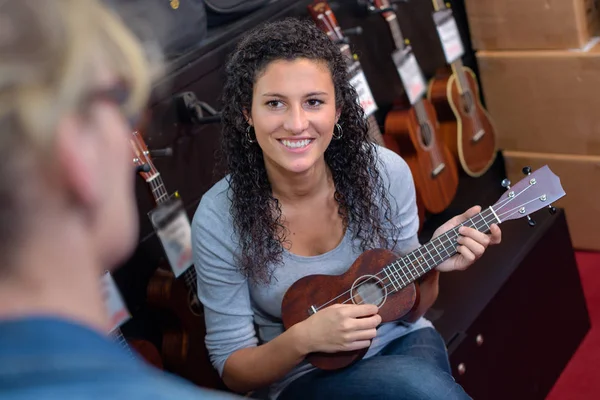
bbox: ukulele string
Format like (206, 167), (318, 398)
(314, 208), (497, 311)
(313, 179), (535, 311)
(350, 199), (534, 308)
(348, 211), (498, 307)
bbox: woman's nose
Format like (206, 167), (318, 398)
(283, 104), (309, 134)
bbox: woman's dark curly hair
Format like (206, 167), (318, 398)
(221, 18), (399, 284)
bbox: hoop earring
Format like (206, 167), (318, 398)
(246, 125), (256, 144)
(333, 123), (343, 140)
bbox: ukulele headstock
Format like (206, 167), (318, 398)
(491, 165), (565, 225)
(130, 130), (159, 182)
(307, 1), (340, 40)
(368, 0), (396, 19)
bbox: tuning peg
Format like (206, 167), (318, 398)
(366, 4), (396, 14)
(150, 147), (173, 158)
(501, 179), (511, 189)
(548, 205), (557, 215)
(526, 215), (536, 227)
(135, 164), (151, 174)
(342, 26), (363, 37)
(522, 166), (532, 176)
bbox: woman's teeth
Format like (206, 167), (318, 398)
(281, 139), (312, 149)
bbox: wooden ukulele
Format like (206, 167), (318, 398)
(308, 0), (425, 231)
(308, 0), (385, 147)
(426, 0), (497, 177)
(110, 326), (163, 368)
(282, 165), (565, 370)
(369, 0), (458, 215)
(130, 130), (225, 389)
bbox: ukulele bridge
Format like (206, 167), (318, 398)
(308, 305), (318, 315)
(472, 129), (485, 143)
(431, 163), (446, 177)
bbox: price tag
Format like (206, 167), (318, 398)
(349, 62), (378, 117)
(148, 195), (193, 278)
(392, 47), (426, 105)
(433, 9), (464, 64)
(101, 271), (131, 333)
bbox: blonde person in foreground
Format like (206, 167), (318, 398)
(0, 1), (240, 399)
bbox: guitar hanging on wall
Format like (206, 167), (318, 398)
(282, 165), (565, 370)
(369, 0), (459, 215)
(307, 0), (425, 232)
(130, 130), (225, 390)
(426, 0), (497, 177)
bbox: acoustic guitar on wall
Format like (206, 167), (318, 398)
(130, 130), (225, 390)
(369, 0), (458, 215)
(282, 165), (565, 370)
(426, 0), (497, 177)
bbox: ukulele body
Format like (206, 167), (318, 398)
(383, 100), (459, 214)
(147, 267), (225, 390)
(428, 66), (497, 177)
(281, 248), (420, 370)
(128, 338), (164, 369)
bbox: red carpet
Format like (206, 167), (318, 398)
(545, 251), (600, 399)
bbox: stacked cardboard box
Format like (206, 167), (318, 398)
(464, 0), (600, 250)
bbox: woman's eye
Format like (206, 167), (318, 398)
(266, 100), (283, 108)
(306, 99), (323, 107)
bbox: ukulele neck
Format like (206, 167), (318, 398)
(383, 207), (500, 289)
(183, 267), (197, 294)
(148, 174), (170, 205)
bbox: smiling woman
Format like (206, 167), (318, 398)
(192, 17), (500, 400)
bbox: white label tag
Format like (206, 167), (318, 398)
(349, 67), (378, 117)
(149, 196), (193, 278)
(101, 272), (131, 333)
(433, 10), (464, 64)
(393, 48), (426, 105)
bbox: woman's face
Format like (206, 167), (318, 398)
(247, 58), (340, 175)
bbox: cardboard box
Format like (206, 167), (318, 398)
(503, 150), (600, 251)
(465, 0), (599, 50)
(476, 42), (600, 156)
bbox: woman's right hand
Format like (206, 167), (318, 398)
(295, 303), (381, 354)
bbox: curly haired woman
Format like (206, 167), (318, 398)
(192, 18), (501, 400)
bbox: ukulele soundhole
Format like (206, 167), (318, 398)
(350, 275), (388, 308)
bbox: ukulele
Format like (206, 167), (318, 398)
(307, 0), (385, 147)
(426, 0), (497, 177)
(369, 0), (458, 215)
(130, 130), (225, 390)
(282, 165), (565, 370)
(103, 269), (163, 368)
(307, 0), (425, 231)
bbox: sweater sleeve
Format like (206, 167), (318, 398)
(376, 146), (421, 255)
(191, 184), (258, 377)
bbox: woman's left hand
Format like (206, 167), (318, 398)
(433, 206), (502, 273)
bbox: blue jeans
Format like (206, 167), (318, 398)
(278, 327), (471, 400)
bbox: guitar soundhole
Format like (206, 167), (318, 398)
(460, 91), (474, 114)
(419, 122), (433, 148)
(350, 275), (387, 308)
(188, 291), (204, 317)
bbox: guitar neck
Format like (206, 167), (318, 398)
(383, 207), (499, 288)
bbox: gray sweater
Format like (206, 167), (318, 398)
(192, 146), (432, 399)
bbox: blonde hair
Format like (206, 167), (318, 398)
(0, 0), (161, 265)
(0, 0), (160, 147)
